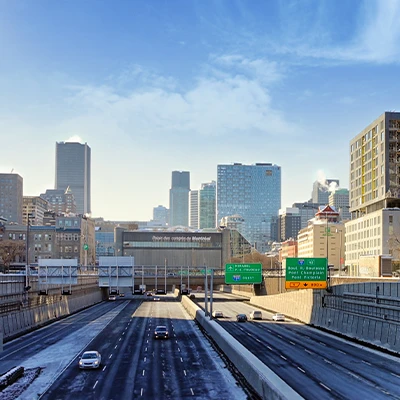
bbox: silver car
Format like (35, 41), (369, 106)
(79, 351), (102, 369)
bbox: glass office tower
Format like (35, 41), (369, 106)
(55, 142), (91, 215)
(217, 163), (281, 252)
(169, 171), (190, 227)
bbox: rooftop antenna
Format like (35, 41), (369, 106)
(10, 168), (14, 173)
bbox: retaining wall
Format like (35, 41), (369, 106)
(0, 290), (103, 341)
(249, 281), (400, 353)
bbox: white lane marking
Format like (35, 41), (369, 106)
(190, 388), (194, 395)
(338, 350), (346, 355)
(297, 367), (305, 373)
(255, 338), (261, 343)
(122, 332), (125, 336)
(324, 359), (332, 364)
(319, 342), (326, 346)
(305, 349), (313, 355)
(184, 370), (187, 376)
(93, 380), (98, 389)
(142, 369), (145, 376)
(109, 354), (113, 359)
(391, 372), (400, 378)
(144, 357), (147, 362)
(125, 327), (128, 331)
(114, 345), (118, 349)
(141, 388), (144, 396)
(145, 347), (148, 352)
(319, 383), (331, 391)
(267, 346), (272, 351)
(362, 360), (371, 366)
(277, 334), (282, 338)
(119, 338), (122, 342)
(102, 366), (106, 371)
(180, 357), (184, 363)
(290, 341), (296, 345)
(280, 355), (287, 360)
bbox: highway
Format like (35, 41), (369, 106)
(1, 295), (248, 400)
(199, 293), (400, 400)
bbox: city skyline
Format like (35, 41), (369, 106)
(2, 1), (400, 220)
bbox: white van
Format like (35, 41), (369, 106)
(249, 310), (262, 320)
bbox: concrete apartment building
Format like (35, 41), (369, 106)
(189, 190), (199, 229)
(40, 187), (77, 214)
(0, 173), (23, 224)
(329, 189), (350, 221)
(346, 111), (400, 276)
(297, 205), (345, 274)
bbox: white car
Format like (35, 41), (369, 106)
(212, 310), (224, 318)
(79, 351), (101, 369)
(249, 310), (262, 320)
(153, 296), (161, 301)
(272, 313), (285, 322)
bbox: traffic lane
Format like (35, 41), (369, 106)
(134, 297), (247, 399)
(41, 300), (143, 400)
(0, 301), (122, 375)
(221, 319), (400, 399)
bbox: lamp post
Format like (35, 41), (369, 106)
(25, 213), (34, 291)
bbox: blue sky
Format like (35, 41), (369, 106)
(2, 0), (400, 220)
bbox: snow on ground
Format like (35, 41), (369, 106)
(1, 302), (128, 400)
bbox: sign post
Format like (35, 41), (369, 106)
(285, 258), (327, 290)
(225, 263), (262, 285)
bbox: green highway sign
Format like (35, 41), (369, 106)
(285, 258), (327, 290)
(83, 244), (89, 251)
(225, 263), (262, 285)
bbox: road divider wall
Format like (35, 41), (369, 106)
(181, 295), (303, 400)
(0, 290), (102, 341)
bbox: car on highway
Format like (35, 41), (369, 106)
(119, 292), (125, 297)
(153, 296), (160, 301)
(154, 325), (169, 339)
(212, 310), (224, 318)
(146, 291), (152, 296)
(272, 313), (285, 322)
(108, 295), (116, 301)
(249, 310), (262, 320)
(78, 351), (101, 369)
(236, 313), (247, 322)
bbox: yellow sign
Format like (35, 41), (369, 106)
(285, 281), (327, 290)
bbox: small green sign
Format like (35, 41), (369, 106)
(83, 244), (89, 251)
(225, 263), (262, 285)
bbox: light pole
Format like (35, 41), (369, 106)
(25, 213), (34, 291)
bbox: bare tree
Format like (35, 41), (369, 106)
(0, 240), (26, 273)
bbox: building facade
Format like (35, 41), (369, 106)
(189, 191), (199, 229)
(199, 181), (216, 229)
(55, 142), (91, 214)
(23, 196), (49, 226)
(278, 207), (301, 241)
(311, 179), (340, 205)
(152, 205), (169, 226)
(346, 112), (400, 275)
(40, 187), (77, 214)
(292, 202), (320, 229)
(0, 173), (23, 224)
(217, 163), (281, 252)
(169, 171), (190, 227)
(297, 205), (345, 273)
(329, 189), (350, 221)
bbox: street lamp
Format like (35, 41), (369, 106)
(25, 213), (34, 291)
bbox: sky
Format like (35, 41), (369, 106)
(1, 0), (400, 221)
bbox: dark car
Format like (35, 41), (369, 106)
(236, 314), (248, 322)
(154, 325), (169, 339)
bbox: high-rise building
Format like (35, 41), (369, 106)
(189, 191), (199, 229)
(0, 173), (23, 224)
(312, 179), (340, 205)
(329, 189), (350, 221)
(40, 187), (77, 214)
(292, 202), (320, 229)
(153, 205), (169, 226)
(278, 207), (301, 241)
(217, 163), (281, 252)
(23, 196), (49, 225)
(199, 181), (216, 229)
(55, 141), (91, 215)
(169, 171), (190, 227)
(346, 112), (400, 276)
